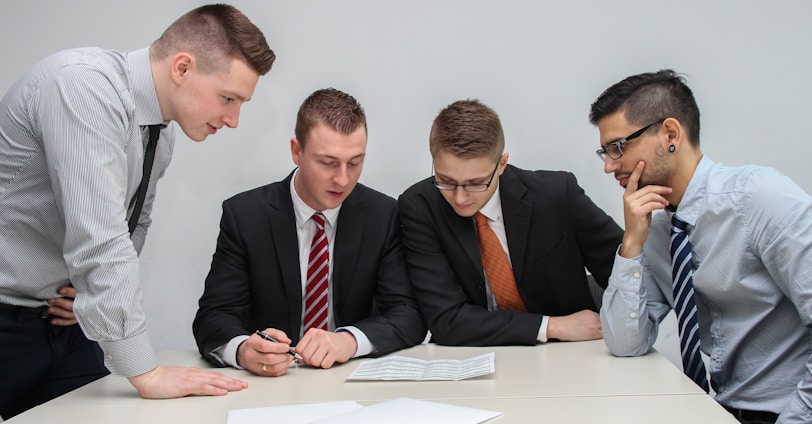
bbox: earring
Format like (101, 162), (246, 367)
(668, 145), (676, 153)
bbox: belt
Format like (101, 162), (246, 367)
(0, 302), (50, 318)
(723, 406), (779, 423)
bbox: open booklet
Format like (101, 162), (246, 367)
(227, 398), (502, 424)
(346, 352), (495, 381)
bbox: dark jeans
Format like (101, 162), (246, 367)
(0, 305), (109, 419)
(724, 406), (779, 424)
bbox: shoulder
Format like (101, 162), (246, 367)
(502, 165), (580, 199)
(399, 176), (436, 200)
(348, 183), (397, 212)
(34, 48), (128, 86)
(506, 165), (576, 187)
(224, 178), (289, 208)
(707, 163), (806, 202)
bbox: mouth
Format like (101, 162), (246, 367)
(208, 124), (219, 135)
(615, 174), (629, 188)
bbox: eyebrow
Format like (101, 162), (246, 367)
(224, 90), (250, 102)
(316, 153), (366, 161)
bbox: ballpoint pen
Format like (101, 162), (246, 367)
(255, 330), (303, 360)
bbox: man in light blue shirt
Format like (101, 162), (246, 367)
(590, 69), (812, 424)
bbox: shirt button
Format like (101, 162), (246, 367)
(629, 312), (637, 318)
(632, 272), (641, 279)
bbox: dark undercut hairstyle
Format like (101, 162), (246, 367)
(429, 99), (504, 162)
(151, 3), (275, 75)
(589, 69), (701, 147)
(295, 88), (367, 148)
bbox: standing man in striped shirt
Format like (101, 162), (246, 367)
(0, 4), (276, 419)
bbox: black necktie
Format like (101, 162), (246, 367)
(128, 125), (161, 235)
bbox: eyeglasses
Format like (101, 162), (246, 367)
(432, 162), (499, 192)
(596, 118), (665, 161)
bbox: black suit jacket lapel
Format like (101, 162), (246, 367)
(332, 189), (365, 324)
(499, 167), (533, 285)
(267, 172), (305, 335)
(439, 195), (484, 283)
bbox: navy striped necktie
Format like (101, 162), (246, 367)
(670, 214), (710, 392)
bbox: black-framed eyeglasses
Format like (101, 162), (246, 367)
(432, 162), (499, 192)
(596, 118), (665, 161)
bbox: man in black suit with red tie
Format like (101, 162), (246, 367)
(398, 99), (622, 346)
(193, 88), (425, 376)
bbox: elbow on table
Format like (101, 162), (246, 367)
(602, 335), (652, 358)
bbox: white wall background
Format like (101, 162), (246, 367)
(2, 0), (810, 370)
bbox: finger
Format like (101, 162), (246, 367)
(625, 161), (645, 193)
(252, 337), (293, 355)
(49, 317), (78, 326)
(199, 369), (248, 390)
(262, 328), (291, 344)
(187, 372), (248, 395)
(47, 305), (75, 319)
(58, 286), (77, 298)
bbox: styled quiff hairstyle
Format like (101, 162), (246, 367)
(429, 99), (504, 162)
(589, 69), (701, 147)
(294, 88), (367, 148)
(151, 3), (275, 75)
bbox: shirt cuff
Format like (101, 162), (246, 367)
(220, 335), (250, 369)
(337, 326), (372, 357)
(537, 315), (549, 343)
(610, 249), (646, 292)
(97, 331), (158, 377)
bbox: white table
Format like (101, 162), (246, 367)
(8, 340), (737, 423)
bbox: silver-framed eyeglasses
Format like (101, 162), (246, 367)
(596, 118), (665, 161)
(432, 162), (499, 192)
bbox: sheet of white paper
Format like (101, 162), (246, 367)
(312, 397), (502, 424)
(227, 401), (363, 424)
(347, 352), (495, 381)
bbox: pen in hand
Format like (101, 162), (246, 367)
(255, 330), (303, 360)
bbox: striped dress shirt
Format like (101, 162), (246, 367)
(0, 47), (174, 376)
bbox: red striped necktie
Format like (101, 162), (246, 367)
(304, 212), (329, 333)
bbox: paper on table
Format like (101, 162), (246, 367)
(346, 352), (495, 381)
(227, 401), (363, 424)
(312, 397), (502, 424)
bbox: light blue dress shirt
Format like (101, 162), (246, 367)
(601, 156), (812, 423)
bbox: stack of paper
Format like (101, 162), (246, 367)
(346, 352), (495, 381)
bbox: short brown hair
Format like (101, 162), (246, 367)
(152, 4), (275, 75)
(429, 99), (504, 161)
(295, 88), (367, 147)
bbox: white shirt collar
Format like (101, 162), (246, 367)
(289, 168), (342, 229)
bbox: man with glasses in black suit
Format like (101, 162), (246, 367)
(398, 98), (623, 346)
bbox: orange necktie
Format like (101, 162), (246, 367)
(474, 212), (527, 312)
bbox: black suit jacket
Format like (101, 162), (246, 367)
(398, 165), (622, 346)
(194, 171), (426, 365)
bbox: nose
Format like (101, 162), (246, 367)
(333, 164), (349, 187)
(222, 106), (241, 128)
(603, 155), (620, 174)
(453, 186), (469, 204)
